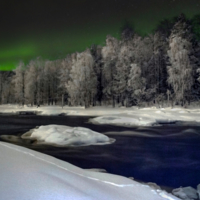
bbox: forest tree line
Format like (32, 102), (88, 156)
(1, 14), (200, 108)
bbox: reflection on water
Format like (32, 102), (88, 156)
(0, 115), (200, 190)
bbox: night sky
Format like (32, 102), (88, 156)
(0, 0), (200, 70)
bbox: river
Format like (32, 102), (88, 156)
(0, 115), (200, 191)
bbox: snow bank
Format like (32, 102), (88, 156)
(90, 107), (200, 127)
(0, 104), (124, 116)
(0, 142), (180, 200)
(1, 104), (200, 127)
(172, 186), (199, 200)
(21, 125), (114, 146)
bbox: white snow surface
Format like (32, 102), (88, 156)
(1, 104), (200, 127)
(89, 106), (200, 127)
(22, 125), (112, 146)
(0, 142), (180, 200)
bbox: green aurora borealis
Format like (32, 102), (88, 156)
(0, 0), (200, 70)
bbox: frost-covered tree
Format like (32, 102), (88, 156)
(102, 35), (119, 107)
(13, 61), (26, 105)
(67, 50), (97, 108)
(115, 39), (134, 106)
(59, 55), (73, 106)
(43, 59), (60, 105)
(111, 24), (135, 107)
(25, 60), (37, 105)
(25, 58), (45, 106)
(155, 18), (176, 38)
(120, 21), (134, 42)
(7, 13), (200, 107)
(167, 37), (193, 105)
(52, 59), (62, 104)
(128, 64), (146, 105)
(197, 68), (200, 82)
(129, 35), (155, 104)
(90, 44), (103, 105)
(59, 55), (72, 90)
(191, 41), (200, 100)
(0, 71), (14, 104)
(147, 32), (169, 104)
(0, 72), (6, 104)
(167, 14), (195, 106)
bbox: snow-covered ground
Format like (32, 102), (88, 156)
(0, 142), (180, 200)
(90, 107), (200, 127)
(21, 125), (114, 146)
(1, 104), (200, 127)
(0, 104), (132, 116)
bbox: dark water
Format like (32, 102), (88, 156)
(0, 115), (200, 190)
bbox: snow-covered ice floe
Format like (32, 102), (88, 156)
(21, 125), (114, 146)
(0, 142), (180, 200)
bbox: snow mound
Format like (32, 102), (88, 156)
(22, 125), (114, 146)
(90, 115), (157, 127)
(172, 186), (198, 200)
(0, 142), (180, 200)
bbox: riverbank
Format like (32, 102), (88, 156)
(1, 104), (200, 127)
(0, 114), (199, 190)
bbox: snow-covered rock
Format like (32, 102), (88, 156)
(172, 186), (198, 200)
(0, 142), (180, 200)
(197, 184), (200, 199)
(21, 125), (114, 146)
(146, 182), (161, 190)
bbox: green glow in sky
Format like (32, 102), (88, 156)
(0, 24), (121, 71)
(0, 1), (200, 71)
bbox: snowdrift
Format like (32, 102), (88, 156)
(0, 142), (180, 200)
(1, 105), (200, 127)
(89, 107), (200, 127)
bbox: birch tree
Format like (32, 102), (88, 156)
(67, 50), (97, 108)
(167, 14), (195, 106)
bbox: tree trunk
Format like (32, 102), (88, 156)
(171, 98), (173, 108)
(22, 72), (25, 107)
(62, 94), (64, 108)
(167, 94), (169, 107)
(112, 95), (115, 108)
